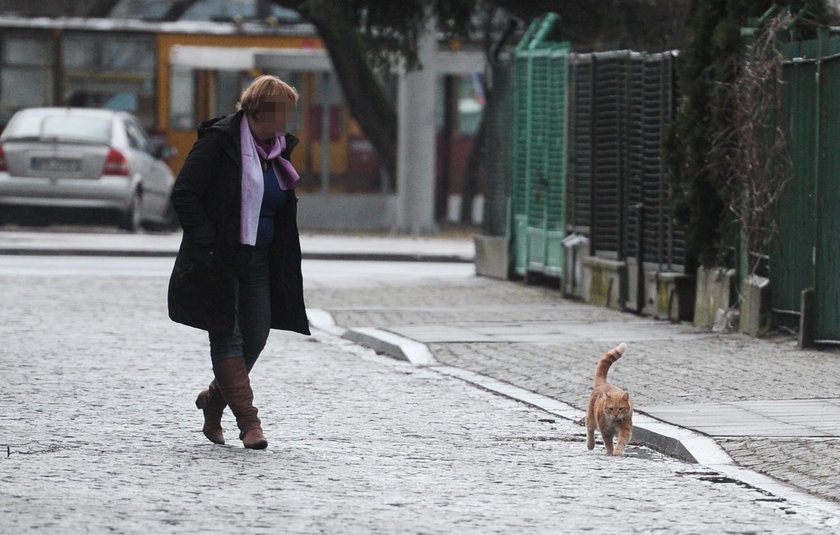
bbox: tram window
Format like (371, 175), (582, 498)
(3, 37), (52, 67)
(0, 35), (53, 124)
(170, 67), (196, 130)
(60, 34), (155, 127)
(0, 70), (53, 122)
(63, 35), (155, 73)
(215, 71), (241, 118)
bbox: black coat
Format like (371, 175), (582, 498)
(167, 111), (310, 336)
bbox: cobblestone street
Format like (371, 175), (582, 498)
(1, 263), (837, 532)
(306, 273), (840, 506)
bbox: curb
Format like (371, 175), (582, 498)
(305, 309), (700, 464)
(342, 327), (438, 367)
(0, 248), (474, 263)
(303, 252), (472, 264)
(0, 248), (177, 258)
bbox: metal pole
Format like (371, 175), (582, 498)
(395, 14), (438, 234)
(320, 72), (331, 194)
(809, 29), (825, 337)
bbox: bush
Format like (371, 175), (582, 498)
(665, 0), (830, 269)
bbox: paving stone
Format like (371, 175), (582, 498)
(306, 275), (840, 505)
(0, 273), (836, 531)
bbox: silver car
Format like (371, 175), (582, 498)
(0, 107), (176, 231)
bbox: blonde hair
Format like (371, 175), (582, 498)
(238, 75), (299, 118)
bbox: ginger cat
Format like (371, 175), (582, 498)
(586, 342), (633, 456)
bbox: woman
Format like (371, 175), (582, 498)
(168, 75), (310, 450)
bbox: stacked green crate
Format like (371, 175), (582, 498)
(539, 48), (570, 277)
(512, 44), (532, 276)
(481, 60), (515, 238)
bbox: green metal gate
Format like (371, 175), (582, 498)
(512, 13), (571, 278)
(774, 29), (840, 342)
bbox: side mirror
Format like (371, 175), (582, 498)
(156, 145), (178, 161)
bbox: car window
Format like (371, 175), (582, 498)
(6, 113), (112, 143)
(125, 124), (142, 150)
(125, 119), (153, 155)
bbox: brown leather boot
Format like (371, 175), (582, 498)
(195, 380), (226, 444)
(212, 357), (268, 450)
(195, 360), (256, 445)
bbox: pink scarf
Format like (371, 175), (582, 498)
(239, 116), (300, 245)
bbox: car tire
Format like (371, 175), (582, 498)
(145, 201), (179, 233)
(160, 201), (179, 232)
(120, 190), (142, 232)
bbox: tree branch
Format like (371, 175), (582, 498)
(162, 0), (203, 21)
(83, 0), (121, 17)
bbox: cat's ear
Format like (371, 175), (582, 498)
(622, 392), (630, 401)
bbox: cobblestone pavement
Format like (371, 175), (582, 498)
(305, 275), (840, 506)
(0, 270), (836, 533)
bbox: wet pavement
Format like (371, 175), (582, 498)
(303, 272), (840, 506)
(2, 270), (835, 532)
(3, 229), (840, 531)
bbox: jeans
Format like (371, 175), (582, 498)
(209, 245), (271, 367)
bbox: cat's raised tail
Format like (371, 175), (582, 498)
(594, 342), (627, 386)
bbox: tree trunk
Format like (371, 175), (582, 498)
(438, 76), (455, 222)
(305, 16), (398, 182)
(270, 1), (397, 182)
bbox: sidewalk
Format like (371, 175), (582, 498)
(0, 230), (474, 263)
(3, 228), (840, 509)
(306, 277), (840, 505)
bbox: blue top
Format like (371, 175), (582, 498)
(254, 164), (287, 249)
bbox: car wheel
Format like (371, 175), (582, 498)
(160, 201), (179, 232)
(146, 201), (179, 233)
(120, 190), (142, 232)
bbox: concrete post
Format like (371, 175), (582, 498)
(395, 16), (438, 235)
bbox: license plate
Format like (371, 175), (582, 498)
(31, 157), (82, 173)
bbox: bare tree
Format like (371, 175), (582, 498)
(727, 11), (795, 275)
(160, 0), (202, 20)
(301, 10), (398, 184)
(0, 0), (200, 19)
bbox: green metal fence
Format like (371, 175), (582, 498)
(512, 14), (571, 278)
(482, 9), (840, 336)
(773, 29), (840, 343)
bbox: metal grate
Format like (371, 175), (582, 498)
(590, 52), (640, 258)
(568, 50), (683, 271)
(481, 59), (515, 238)
(567, 56), (593, 234)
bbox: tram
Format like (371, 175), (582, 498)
(0, 15), (484, 225)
